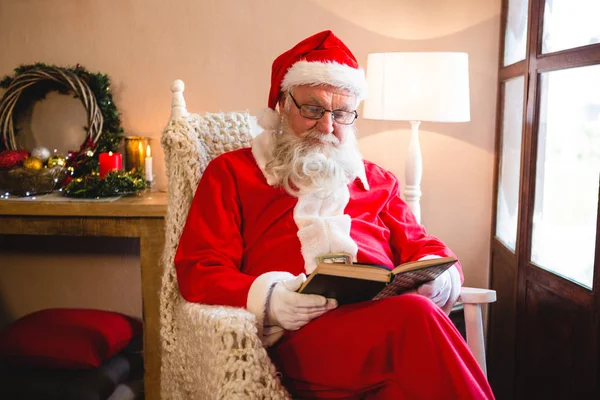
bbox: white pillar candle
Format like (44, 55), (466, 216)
(145, 145), (153, 182)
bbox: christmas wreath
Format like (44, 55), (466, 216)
(0, 63), (124, 177)
(0, 63), (148, 198)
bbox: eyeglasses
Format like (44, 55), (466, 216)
(288, 92), (358, 125)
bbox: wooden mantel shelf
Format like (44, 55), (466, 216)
(0, 191), (167, 217)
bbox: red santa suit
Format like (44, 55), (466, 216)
(174, 130), (495, 399)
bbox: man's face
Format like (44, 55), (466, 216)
(279, 85), (358, 146)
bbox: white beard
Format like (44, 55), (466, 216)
(265, 120), (364, 197)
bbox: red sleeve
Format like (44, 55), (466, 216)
(174, 155), (256, 307)
(379, 173), (464, 283)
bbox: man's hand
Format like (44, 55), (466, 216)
(266, 274), (338, 331)
(415, 256), (462, 314)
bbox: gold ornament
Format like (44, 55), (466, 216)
(23, 156), (43, 170)
(47, 155), (66, 168)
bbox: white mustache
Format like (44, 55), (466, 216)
(302, 130), (340, 146)
(302, 129), (341, 146)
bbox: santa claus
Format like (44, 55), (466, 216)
(175, 30), (494, 399)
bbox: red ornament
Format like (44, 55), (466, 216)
(0, 150), (30, 169)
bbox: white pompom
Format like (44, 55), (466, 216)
(257, 108), (281, 130)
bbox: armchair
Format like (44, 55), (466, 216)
(159, 79), (496, 399)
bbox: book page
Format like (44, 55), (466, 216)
(391, 257), (457, 274)
(314, 263), (390, 282)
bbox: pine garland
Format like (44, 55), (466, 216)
(63, 170), (147, 198)
(0, 63), (124, 177)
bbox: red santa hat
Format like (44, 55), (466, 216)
(258, 30), (368, 130)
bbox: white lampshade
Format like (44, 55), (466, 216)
(363, 52), (470, 122)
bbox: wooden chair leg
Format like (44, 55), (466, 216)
(463, 302), (487, 376)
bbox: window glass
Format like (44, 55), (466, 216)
(542, 0), (600, 54)
(496, 76), (525, 251)
(504, 0), (528, 66)
(531, 65), (600, 288)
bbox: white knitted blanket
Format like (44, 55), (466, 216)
(160, 112), (290, 399)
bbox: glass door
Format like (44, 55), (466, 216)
(489, 0), (600, 398)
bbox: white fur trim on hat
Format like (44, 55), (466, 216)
(257, 107), (281, 130)
(246, 271), (295, 346)
(282, 61), (368, 100)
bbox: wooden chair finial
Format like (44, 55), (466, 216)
(170, 79), (190, 119)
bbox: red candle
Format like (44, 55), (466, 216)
(99, 151), (123, 178)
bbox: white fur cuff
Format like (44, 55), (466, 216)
(246, 271), (294, 345)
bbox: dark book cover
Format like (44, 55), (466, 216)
(299, 274), (387, 305)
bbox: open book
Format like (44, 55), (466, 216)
(297, 256), (458, 305)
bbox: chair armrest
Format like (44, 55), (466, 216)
(459, 286), (496, 304)
(162, 300), (290, 400)
(178, 300), (261, 341)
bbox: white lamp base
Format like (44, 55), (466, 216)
(404, 120), (423, 223)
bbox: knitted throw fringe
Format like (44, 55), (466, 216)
(160, 112), (290, 399)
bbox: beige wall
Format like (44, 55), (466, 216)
(0, 0), (500, 324)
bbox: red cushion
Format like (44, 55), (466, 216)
(0, 308), (142, 369)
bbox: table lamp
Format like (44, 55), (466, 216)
(363, 52), (470, 223)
